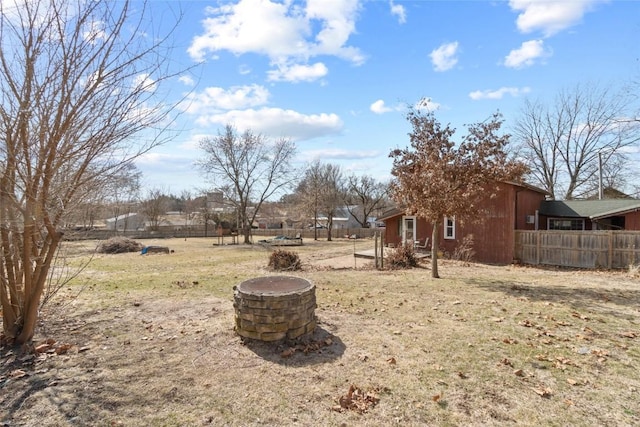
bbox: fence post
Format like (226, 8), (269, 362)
(608, 231), (613, 269)
(380, 232), (384, 269)
(374, 232), (379, 269)
(536, 231), (541, 265)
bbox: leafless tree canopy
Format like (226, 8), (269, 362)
(197, 124), (297, 244)
(139, 188), (170, 231)
(390, 103), (525, 278)
(0, 0), (185, 344)
(316, 163), (343, 242)
(513, 83), (640, 200)
(292, 160), (323, 240)
(344, 175), (389, 228)
(293, 161), (345, 241)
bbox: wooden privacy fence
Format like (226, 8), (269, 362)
(515, 230), (640, 269)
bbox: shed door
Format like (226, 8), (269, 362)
(402, 216), (416, 245)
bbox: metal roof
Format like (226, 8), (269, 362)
(539, 199), (640, 219)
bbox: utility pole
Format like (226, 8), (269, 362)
(598, 151), (603, 200)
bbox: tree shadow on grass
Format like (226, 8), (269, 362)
(468, 278), (640, 319)
(240, 326), (345, 366)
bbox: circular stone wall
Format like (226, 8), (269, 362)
(233, 276), (316, 342)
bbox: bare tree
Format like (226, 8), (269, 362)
(0, 0), (184, 344)
(513, 82), (640, 200)
(580, 153), (631, 199)
(102, 162), (142, 233)
(344, 174), (389, 227)
(317, 163), (344, 241)
(390, 103), (526, 278)
(294, 161), (324, 240)
(292, 161), (345, 240)
(139, 188), (169, 231)
(198, 125), (297, 244)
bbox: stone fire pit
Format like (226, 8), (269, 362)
(233, 276), (316, 342)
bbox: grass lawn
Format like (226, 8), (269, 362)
(1, 237), (639, 426)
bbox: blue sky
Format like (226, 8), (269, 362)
(135, 0), (640, 195)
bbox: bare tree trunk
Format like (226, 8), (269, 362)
(243, 224), (251, 244)
(431, 223), (440, 279)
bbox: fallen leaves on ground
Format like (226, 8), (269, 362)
(9, 369), (28, 379)
(499, 358), (513, 367)
(572, 312), (590, 321)
(333, 384), (381, 414)
(531, 387), (553, 398)
(519, 319), (538, 328)
(33, 339), (73, 356)
(280, 337), (334, 358)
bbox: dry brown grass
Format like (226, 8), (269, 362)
(1, 238), (639, 426)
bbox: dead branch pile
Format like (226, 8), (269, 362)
(268, 249), (301, 271)
(97, 237), (144, 254)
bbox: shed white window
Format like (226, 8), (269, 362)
(548, 218), (584, 231)
(444, 216), (455, 239)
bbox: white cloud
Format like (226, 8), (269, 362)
(177, 134), (211, 151)
(181, 84), (270, 114)
(239, 64), (252, 75)
(306, 0), (364, 62)
(468, 86), (531, 100)
(83, 20), (107, 44)
(133, 73), (156, 92)
(370, 100), (393, 114)
(178, 75), (195, 86)
(135, 152), (179, 165)
(187, 0), (365, 77)
(389, 0), (406, 24)
(509, 0), (604, 37)
(267, 62), (328, 83)
(429, 42), (459, 72)
(300, 148), (381, 161)
(196, 107), (344, 142)
(415, 98), (441, 112)
(503, 39), (549, 68)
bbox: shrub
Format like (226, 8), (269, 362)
(268, 249), (301, 271)
(387, 242), (418, 269)
(452, 234), (475, 265)
(97, 237), (144, 254)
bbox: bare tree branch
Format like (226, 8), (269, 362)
(513, 82), (640, 200)
(197, 125), (297, 244)
(0, 0), (187, 344)
(344, 175), (389, 228)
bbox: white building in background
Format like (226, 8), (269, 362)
(104, 212), (145, 231)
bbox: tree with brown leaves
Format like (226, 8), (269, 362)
(389, 102), (526, 278)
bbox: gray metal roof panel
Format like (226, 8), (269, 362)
(539, 199), (640, 219)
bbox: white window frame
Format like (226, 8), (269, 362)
(402, 216), (416, 245)
(444, 216), (455, 240)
